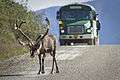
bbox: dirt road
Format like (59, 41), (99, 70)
(0, 45), (120, 80)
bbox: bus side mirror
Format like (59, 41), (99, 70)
(97, 20), (101, 30)
(93, 14), (99, 20)
(56, 11), (60, 20)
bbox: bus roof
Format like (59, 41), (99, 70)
(60, 3), (96, 11)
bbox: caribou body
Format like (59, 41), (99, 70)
(15, 18), (59, 74)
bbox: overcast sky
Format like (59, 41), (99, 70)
(26, 0), (94, 10)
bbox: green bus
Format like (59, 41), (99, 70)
(57, 4), (101, 45)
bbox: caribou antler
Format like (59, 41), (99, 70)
(36, 17), (50, 41)
(19, 21), (26, 28)
(15, 20), (26, 28)
(18, 38), (27, 46)
(40, 27), (49, 40)
(14, 21), (34, 46)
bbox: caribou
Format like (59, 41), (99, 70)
(14, 18), (59, 74)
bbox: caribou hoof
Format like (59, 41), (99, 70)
(56, 70), (59, 73)
(50, 72), (53, 74)
(41, 71), (45, 74)
(37, 71), (41, 75)
(37, 72), (40, 75)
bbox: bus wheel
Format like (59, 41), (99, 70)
(60, 40), (65, 45)
(87, 39), (94, 45)
(94, 38), (99, 45)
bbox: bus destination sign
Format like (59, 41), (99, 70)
(70, 6), (82, 9)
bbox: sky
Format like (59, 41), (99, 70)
(17, 0), (120, 44)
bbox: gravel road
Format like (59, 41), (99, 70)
(0, 45), (120, 80)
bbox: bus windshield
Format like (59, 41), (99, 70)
(61, 10), (91, 21)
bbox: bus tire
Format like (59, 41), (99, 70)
(60, 39), (65, 45)
(94, 38), (99, 45)
(87, 39), (94, 45)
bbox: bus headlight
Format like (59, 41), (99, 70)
(61, 30), (65, 33)
(59, 21), (63, 24)
(87, 29), (91, 33)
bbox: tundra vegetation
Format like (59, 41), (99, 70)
(0, 0), (45, 60)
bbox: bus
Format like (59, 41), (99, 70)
(57, 3), (101, 45)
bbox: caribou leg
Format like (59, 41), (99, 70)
(41, 54), (45, 74)
(54, 56), (59, 73)
(50, 54), (55, 74)
(50, 49), (59, 74)
(38, 54), (41, 74)
(50, 50), (57, 74)
(53, 49), (59, 73)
